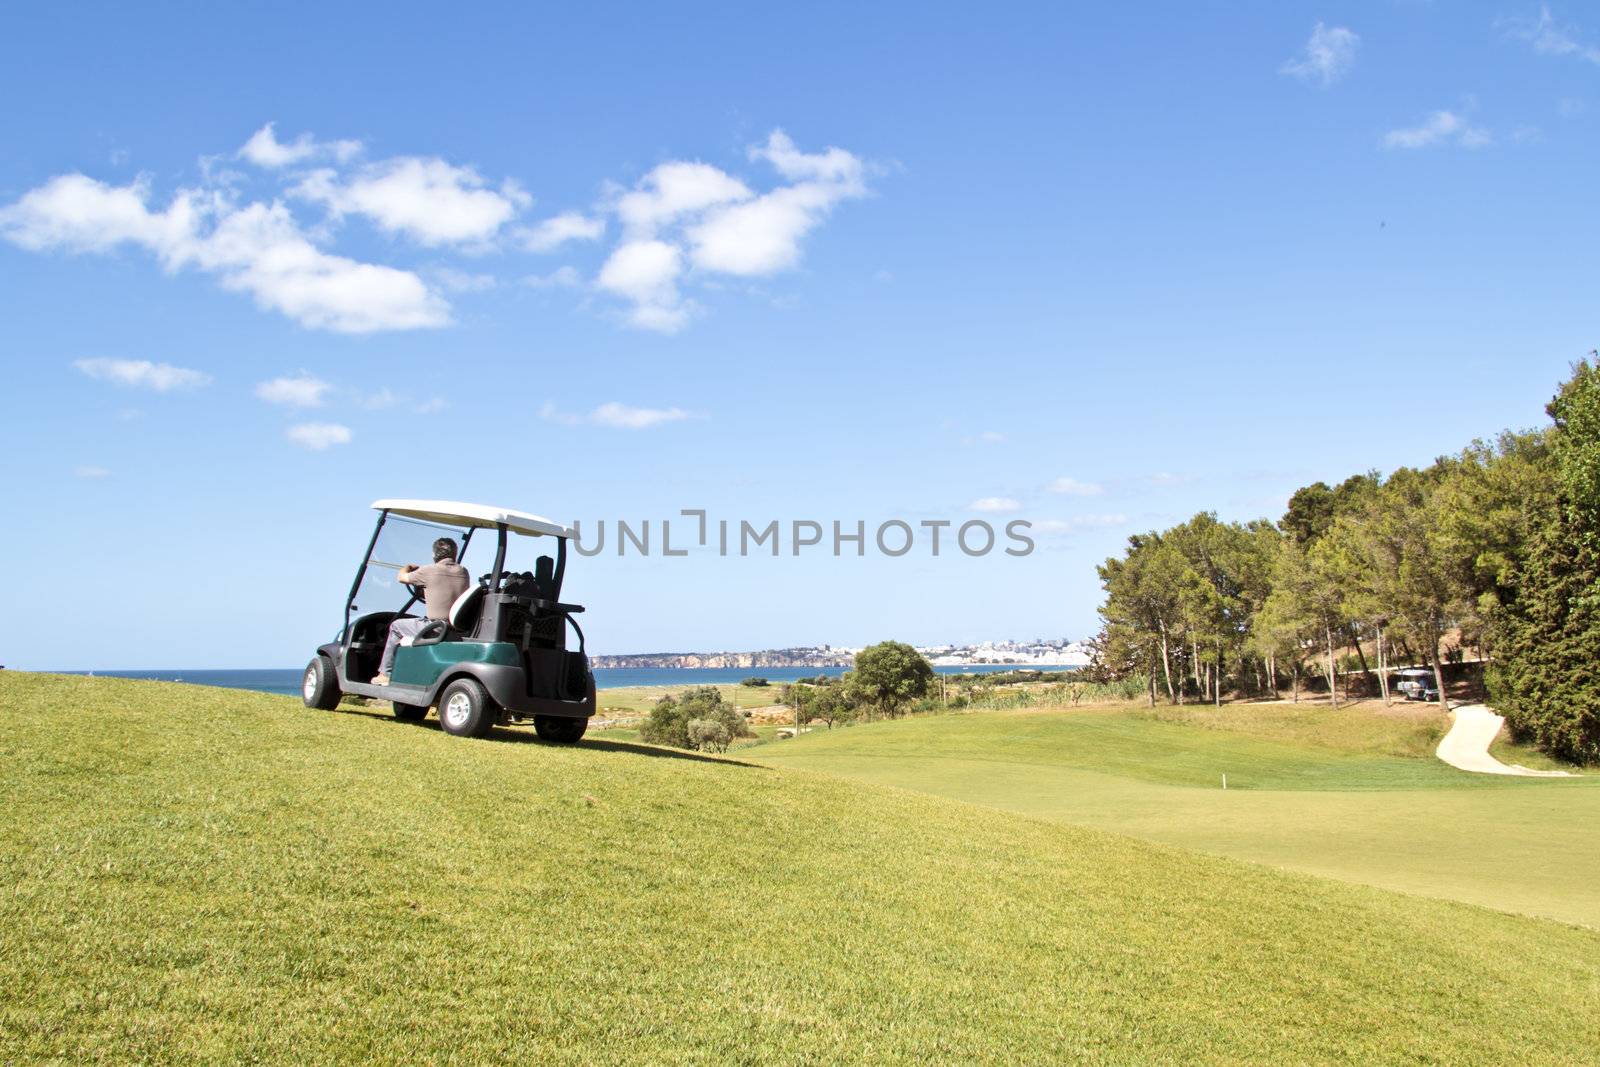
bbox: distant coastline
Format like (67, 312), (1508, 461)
(592, 639), (1092, 670)
(590, 647), (853, 669)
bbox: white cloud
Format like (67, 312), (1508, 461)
(1506, 5), (1600, 65)
(614, 162), (752, 236)
(623, 302), (693, 333)
(594, 130), (869, 327)
(74, 357), (211, 391)
(519, 211), (604, 252)
(360, 388), (445, 413)
(1281, 23), (1360, 87)
(286, 422), (352, 450)
(592, 402), (691, 429)
(8, 125), (874, 337)
(293, 157), (527, 247)
(596, 239), (688, 332)
(0, 175), (449, 333)
(3, 175), (202, 258)
(238, 122), (362, 169)
(433, 267), (498, 292)
(255, 374), (331, 407)
(522, 265), (581, 288)
(970, 496), (1022, 513)
(687, 131), (866, 276)
(203, 201), (450, 331)
(74, 465), (110, 479)
(686, 184), (832, 275)
(538, 402), (582, 426)
(541, 401), (693, 429)
(1384, 111), (1491, 150)
(1047, 476), (1104, 497)
(752, 130), (865, 185)
(1033, 514), (1128, 534)
(362, 387), (400, 410)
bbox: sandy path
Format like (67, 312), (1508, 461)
(1436, 704), (1576, 777)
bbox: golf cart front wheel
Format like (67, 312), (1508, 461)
(534, 715), (588, 744)
(303, 656), (341, 710)
(393, 701), (429, 722)
(438, 678), (496, 738)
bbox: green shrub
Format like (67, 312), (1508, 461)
(639, 686), (751, 751)
(686, 718), (731, 753)
(798, 686), (858, 729)
(981, 669), (1047, 686)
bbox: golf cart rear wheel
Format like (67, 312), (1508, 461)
(303, 656), (341, 710)
(534, 715), (587, 744)
(438, 678), (496, 738)
(392, 701), (429, 722)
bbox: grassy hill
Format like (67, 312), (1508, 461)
(3, 674), (1598, 1063)
(751, 703), (1600, 929)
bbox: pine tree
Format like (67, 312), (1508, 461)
(1488, 361), (1600, 762)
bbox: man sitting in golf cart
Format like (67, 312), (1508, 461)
(372, 537), (469, 686)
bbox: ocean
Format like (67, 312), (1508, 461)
(52, 663), (1079, 697)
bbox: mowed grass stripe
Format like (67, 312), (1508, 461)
(769, 706), (1532, 791)
(754, 706), (1600, 928)
(2, 674), (1597, 1064)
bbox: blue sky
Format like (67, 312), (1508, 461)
(2, 2), (1596, 668)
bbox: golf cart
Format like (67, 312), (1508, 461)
(1394, 667), (1440, 703)
(301, 499), (596, 740)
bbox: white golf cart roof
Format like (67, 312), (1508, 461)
(371, 499), (575, 539)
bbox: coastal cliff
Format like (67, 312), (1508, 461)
(590, 639), (1091, 669)
(591, 647), (854, 669)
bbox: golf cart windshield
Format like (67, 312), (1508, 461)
(351, 514), (473, 617)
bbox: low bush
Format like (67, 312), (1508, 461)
(687, 718), (732, 753)
(640, 686), (752, 752)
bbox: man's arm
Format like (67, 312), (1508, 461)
(398, 564), (421, 586)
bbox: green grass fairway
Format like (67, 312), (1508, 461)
(5, 675), (1600, 1063)
(753, 705), (1600, 929)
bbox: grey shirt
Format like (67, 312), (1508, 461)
(404, 561), (470, 620)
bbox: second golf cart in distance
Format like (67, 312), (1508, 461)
(302, 499), (597, 740)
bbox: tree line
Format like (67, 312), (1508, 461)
(1094, 361), (1600, 764)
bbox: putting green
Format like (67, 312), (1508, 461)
(753, 707), (1600, 928)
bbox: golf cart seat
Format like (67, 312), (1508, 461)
(400, 584), (486, 650)
(449, 584), (486, 635)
